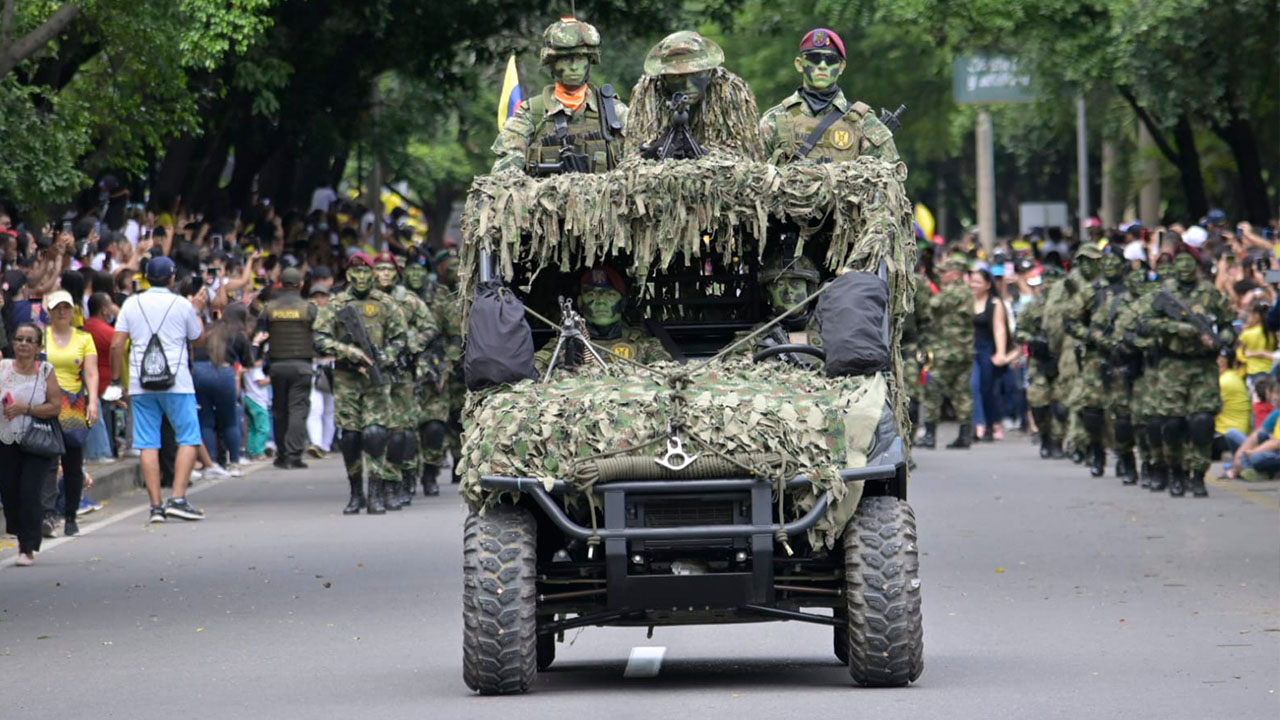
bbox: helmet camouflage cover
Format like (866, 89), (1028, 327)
(759, 254), (820, 284)
(643, 30), (725, 76)
(540, 17), (601, 65)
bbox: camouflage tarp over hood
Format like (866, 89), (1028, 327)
(460, 359), (887, 548)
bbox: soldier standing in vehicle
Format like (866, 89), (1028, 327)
(373, 251), (439, 508)
(1144, 247), (1235, 497)
(259, 267), (316, 470)
(490, 17), (627, 175)
(313, 253), (409, 515)
(759, 28), (905, 178)
(920, 256), (974, 449)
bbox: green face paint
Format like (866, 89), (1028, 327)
(1101, 254), (1124, 280)
(798, 50), (844, 90)
(1174, 254), (1198, 283)
(1075, 257), (1098, 280)
(551, 55), (590, 89)
(580, 286), (623, 327)
(767, 277), (811, 314)
(375, 263), (398, 290)
(347, 266), (374, 294)
(404, 265), (428, 290)
(660, 70), (712, 106)
(437, 260), (458, 288)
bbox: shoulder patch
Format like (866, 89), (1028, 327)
(850, 101), (872, 117)
(864, 118), (893, 148)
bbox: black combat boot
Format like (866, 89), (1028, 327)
(1140, 461), (1153, 488)
(421, 464), (440, 496)
(1070, 447), (1086, 464)
(1120, 452), (1139, 485)
(366, 477), (387, 514)
(1038, 430), (1053, 459)
(1148, 465), (1168, 492)
(918, 422), (937, 449)
(1050, 439), (1066, 459)
(946, 423), (972, 449)
(451, 464), (461, 484)
(401, 470), (415, 505)
(1167, 468), (1187, 497)
(1089, 445), (1106, 477)
(1188, 467), (1209, 497)
(343, 475), (366, 515)
(385, 480), (404, 511)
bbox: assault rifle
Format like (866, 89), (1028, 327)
(640, 93), (705, 160)
(1152, 289), (1224, 351)
(879, 104), (907, 132)
(1026, 334), (1057, 380)
(336, 304), (386, 386)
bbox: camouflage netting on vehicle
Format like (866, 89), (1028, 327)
(460, 359), (886, 549)
(622, 68), (765, 160)
(458, 154), (917, 441)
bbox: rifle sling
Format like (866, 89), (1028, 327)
(792, 108), (846, 161)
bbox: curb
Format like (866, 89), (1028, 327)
(85, 459), (144, 502)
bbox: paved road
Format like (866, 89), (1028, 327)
(2, 432), (1278, 720)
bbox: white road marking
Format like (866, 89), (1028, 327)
(624, 646), (667, 678)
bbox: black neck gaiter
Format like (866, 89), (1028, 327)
(799, 86), (839, 114)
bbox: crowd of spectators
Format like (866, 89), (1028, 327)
(0, 188), (436, 562)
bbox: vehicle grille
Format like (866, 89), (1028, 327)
(642, 499), (735, 528)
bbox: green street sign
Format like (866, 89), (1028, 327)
(953, 55), (1033, 104)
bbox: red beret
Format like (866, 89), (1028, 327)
(347, 252), (374, 269)
(373, 250), (400, 268)
(799, 28), (845, 60)
(580, 265), (627, 295)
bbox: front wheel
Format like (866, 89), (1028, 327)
(842, 496), (924, 686)
(462, 505), (538, 694)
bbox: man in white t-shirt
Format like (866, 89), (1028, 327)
(108, 256), (209, 523)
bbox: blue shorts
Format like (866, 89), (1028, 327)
(130, 393), (202, 449)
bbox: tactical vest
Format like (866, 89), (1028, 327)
(524, 85), (617, 174)
(265, 292), (315, 361)
(778, 100), (874, 163)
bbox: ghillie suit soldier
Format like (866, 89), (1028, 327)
(1143, 250), (1235, 497)
(624, 31), (765, 160)
(1071, 247), (1135, 480)
(373, 251), (440, 508)
(313, 253), (410, 515)
(535, 266), (671, 375)
(418, 249), (467, 488)
(490, 18), (627, 175)
(920, 256), (973, 449)
(759, 28), (906, 179)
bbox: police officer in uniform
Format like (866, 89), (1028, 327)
(260, 267), (316, 469)
(759, 28), (905, 177)
(490, 17), (627, 175)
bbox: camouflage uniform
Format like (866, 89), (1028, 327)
(1111, 267), (1157, 485)
(374, 251), (440, 507)
(760, 90), (904, 175)
(1048, 251), (1100, 462)
(1143, 256), (1235, 496)
(1065, 248), (1129, 478)
(899, 272), (933, 438)
(490, 19), (627, 175)
(313, 256), (409, 514)
(536, 324), (671, 373)
(922, 258), (974, 448)
(1015, 286), (1064, 458)
(420, 275), (465, 482)
(735, 254), (824, 369)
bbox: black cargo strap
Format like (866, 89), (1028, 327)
(792, 108), (845, 161)
(599, 84), (622, 137)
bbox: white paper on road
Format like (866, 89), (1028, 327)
(624, 646), (667, 678)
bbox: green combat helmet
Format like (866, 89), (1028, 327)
(642, 30), (724, 76)
(758, 254), (820, 285)
(540, 17), (601, 65)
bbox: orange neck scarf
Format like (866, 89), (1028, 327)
(554, 83), (588, 113)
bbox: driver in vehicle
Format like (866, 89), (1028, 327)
(735, 253), (823, 366)
(536, 265), (672, 373)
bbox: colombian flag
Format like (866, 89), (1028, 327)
(497, 55), (522, 131)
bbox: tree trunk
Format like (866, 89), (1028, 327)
(0, 3), (81, 78)
(1213, 116), (1272, 224)
(1170, 116), (1208, 223)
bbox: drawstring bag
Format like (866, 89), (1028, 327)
(465, 281), (537, 390)
(139, 298), (180, 390)
(818, 271), (890, 377)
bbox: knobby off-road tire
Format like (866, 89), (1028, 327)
(842, 495), (924, 687)
(462, 506), (538, 694)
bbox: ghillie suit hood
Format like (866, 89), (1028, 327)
(623, 68), (765, 161)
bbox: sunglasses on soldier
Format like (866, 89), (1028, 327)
(802, 50), (842, 67)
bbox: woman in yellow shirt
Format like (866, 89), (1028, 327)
(1216, 354), (1251, 437)
(1236, 302), (1276, 380)
(43, 290), (99, 537)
